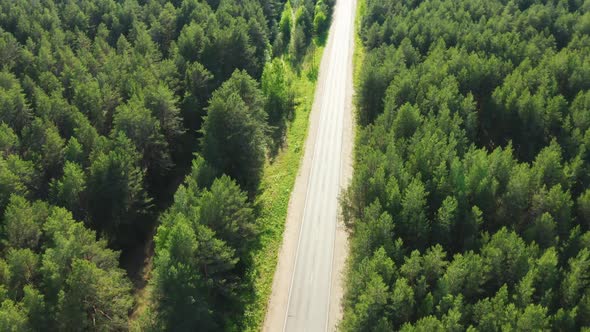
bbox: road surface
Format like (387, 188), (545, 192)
(263, 0), (356, 329)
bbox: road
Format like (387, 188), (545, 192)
(263, 0), (356, 329)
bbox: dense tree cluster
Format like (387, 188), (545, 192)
(0, 0), (265, 251)
(151, 156), (256, 330)
(343, 0), (590, 330)
(0, 0), (329, 328)
(274, 0), (334, 61)
(148, 0), (332, 330)
(0, 198), (132, 330)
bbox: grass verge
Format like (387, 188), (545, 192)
(353, 0), (365, 93)
(339, 0), (364, 328)
(240, 42), (325, 331)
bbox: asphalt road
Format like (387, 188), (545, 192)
(281, 0), (356, 330)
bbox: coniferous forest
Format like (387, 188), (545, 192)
(0, 0), (332, 330)
(2, 0), (590, 330)
(342, 0), (590, 330)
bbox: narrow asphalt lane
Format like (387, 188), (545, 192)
(281, 0), (356, 329)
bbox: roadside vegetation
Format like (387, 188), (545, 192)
(343, 0), (590, 330)
(242, 44), (325, 332)
(0, 0), (332, 329)
(142, 1), (332, 331)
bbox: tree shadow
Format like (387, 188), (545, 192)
(267, 90), (298, 160)
(315, 28), (329, 46)
(267, 107), (297, 159)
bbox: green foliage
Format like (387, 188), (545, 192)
(356, 45), (399, 125)
(0, 155), (36, 212)
(177, 22), (208, 63)
(294, 6), (313, 43)
(0, 72), (31, 133)
(49, 162), (86, 217)
(342, 247), (396, 331)
(313, 1), (329, 36)
(401, 180), (430, 242)
(112, 96), (171, 172)
(144, 84), (185, 146)
(152, 159), (257, 330)
(276, 1), (293, 53)
(288, 2), (320, 62)
(21, 119), (65, 179)
(2, 195), (47, 249)
(0, 123), (18, 157)
(87, 133), (149, 238)
(344, 0), (590, 330)
(58, 259), (132, 330)
(261, 58), (295, 150)
(262, 59), (294, 124)
(0, 202), (133, 330)
(198, 175), (257, 258)
(153, 218), (218, 330)
(201, 71), (267, 192)
(0, 300), (28, 331)
(0, 0), (331, 328)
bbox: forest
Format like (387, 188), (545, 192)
(0, 0), (331, 330)
(342, 0), (590, 330)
